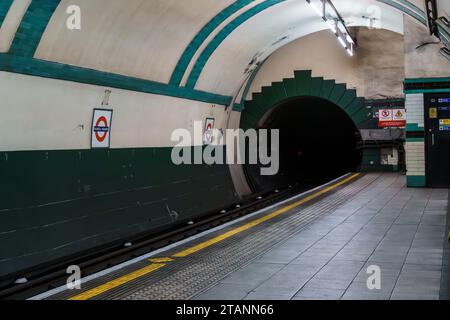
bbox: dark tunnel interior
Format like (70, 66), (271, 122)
(245, 96), (362, 193)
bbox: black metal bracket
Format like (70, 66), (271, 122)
(425, 0), (439, 37)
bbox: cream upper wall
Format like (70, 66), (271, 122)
(0, 71), (228, 152)
(404, 16), (450, 79)
(246, 27), (405, 100)
(196, 0), (405, 96)
(35, 0), (234, 84)
(32, 0), (409, 98)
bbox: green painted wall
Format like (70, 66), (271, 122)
(240, 70), (370, 130)
(407, 175), (426, 187)
(0, 147), (238, 277)
(0, 0), (14, 27)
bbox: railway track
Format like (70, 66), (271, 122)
(0, 178), (331, 300)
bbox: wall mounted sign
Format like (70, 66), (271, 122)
(378, 109), (406, 128)
(91, 109), (113, 148)
(429, 107), (438, 119)
(204, 118), (215, 145)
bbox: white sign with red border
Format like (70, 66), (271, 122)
(91, 109), (113, 148)
(378, 109), (406, 128)
(204, 118), (215, 145)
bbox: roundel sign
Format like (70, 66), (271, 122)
(92, 109), (113, 148)
(203, 118), (215, 145)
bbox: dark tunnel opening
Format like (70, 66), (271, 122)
(244, 96), (362, 193)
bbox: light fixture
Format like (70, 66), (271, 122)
(309, 1), (323, 17)
(337, 36), (346, 48)
(306, 0), (357, 56)
(326, 19), (337, 33)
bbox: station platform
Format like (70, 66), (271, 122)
(34, 173), (450, 301)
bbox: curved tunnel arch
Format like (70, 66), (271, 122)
(239, 70), (369, 192)
(3, 0), (428, 101)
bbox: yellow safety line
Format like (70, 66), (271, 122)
(68, 263), (166, 300)
(149, 257), (174, 263)
(173, 173), (360, 257)
(67, 173), (359, 300)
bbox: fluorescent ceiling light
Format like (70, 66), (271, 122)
(326, 19), (337, 33)
(337, 36), (347, 48)
(306, 0), (356, 57)
(309, 1), (323, 17)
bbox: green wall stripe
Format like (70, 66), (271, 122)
(9, 0), (61, 57)
(407, 175), (426, 187)
(406, 123), (424, 132)
(0, 54), (233, 105)
(185, 0), (286, 89)
(405, 89), (450, 94)
(406, 137), (425, 142)
(169, 0), (253, 86)
(394, 0), (425, 16)
(0, 0), (14, 27)
(405, 77), (450, 83)
(377, 0), (426, 25)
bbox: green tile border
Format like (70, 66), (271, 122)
(185, 0), (286, 89)
(169, 0), (253, 86)
(405, 77), (450, 84)
(405, 89), (450, 94)
(406, 123), (425, 132)
(406, 137), (425, 142)
(0, 54), (233, 105)
(0, 0), (14, 28)
(9, 0), (60, 57)
(407, 175), (426, 187)
(240, 70), (370, 129)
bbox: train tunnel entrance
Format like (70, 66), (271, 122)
(244, 96), (362, 193)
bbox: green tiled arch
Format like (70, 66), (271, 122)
(0, 0), (14, 28)
(240, 70), (370, 130)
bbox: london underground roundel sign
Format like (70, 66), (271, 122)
(91, 109), (113, 148)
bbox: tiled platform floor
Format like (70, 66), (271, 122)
(194, 174), (449, 300)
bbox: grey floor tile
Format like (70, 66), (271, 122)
(303, 278), (353, 290)
(194, 283), (252, 300)
(341, 290), (391, 300)
(256, 248), (304, 264)
(290, 255), (331, 267)
(220, 263), (285, 287)
(390, 293), (439, 300)
(394, 276), (441, 294)
(244, 292), (292, 300)
(347, 277), (396, 293)
(294, 288), (344, 300)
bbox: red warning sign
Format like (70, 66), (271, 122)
(203, 118), (215, 144)
(92, 109), (113, 148)
(378, 109), (406, 128)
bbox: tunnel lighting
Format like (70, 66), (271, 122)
(337, 36), (347, 48)
(347, 47), (354, 56)
(346, 34), (354, 44)
(326, 19), (337, 33)
(307, 0), (324, 17)
(306, 0), (357, 56)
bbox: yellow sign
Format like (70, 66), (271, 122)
(439, 119), (450, 125)
(429, 108), (438, 119)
